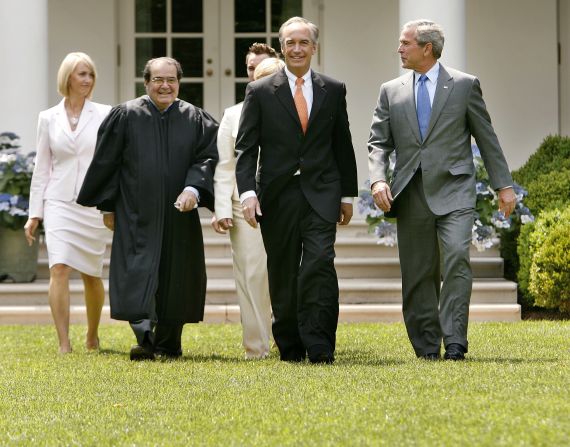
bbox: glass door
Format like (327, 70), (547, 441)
(219, 0), (309, 111)
(119, 0), (318, 119)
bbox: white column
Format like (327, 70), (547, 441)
(399, 0), (466, 72)
(0, 0), (49, 152)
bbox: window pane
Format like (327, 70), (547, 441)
(135, 38), (167, 77)
(271, 37), (282, 56)
(136, 82), (146, 98)
(172, 38), (203, 78)
(235, 0), (265, 32)
(135, 0), (166, 32)
(271, 0), (302, 32)
(172, 0), (202, 33)
(179, 83), (203, 108)
(235, 82), (248, 104)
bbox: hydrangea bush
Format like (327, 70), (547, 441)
(0, 132), (35, 230)
(358, 145), (534, 251)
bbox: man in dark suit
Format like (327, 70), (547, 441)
(235, 16), (358, 364)
(368, 20), (516, 361)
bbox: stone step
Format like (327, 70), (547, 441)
(35, 254), (504, 280)
(0, 278), (517, 306)
(0, 303), (521, 325)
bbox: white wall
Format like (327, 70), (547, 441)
(47, 0), (117, 107)
(466, 0), (559, 169)
(0, 0), (49, 151)
(560, 0), (570, 136)
(321, 0), (400, 190)
(320, 0), (560, 194)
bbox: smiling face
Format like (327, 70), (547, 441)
(280, 22), (317, 77)
(68, 62), (95, 99)
(144, 59), (179, 111)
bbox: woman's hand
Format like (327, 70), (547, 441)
(24, 218), (40, 246)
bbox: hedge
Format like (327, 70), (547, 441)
(529, 223), (570, 312)
(512, 135), (570, 187)
(524, 167), (570, 216)
(517, 206), (570, 310)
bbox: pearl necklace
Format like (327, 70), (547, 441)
(69, 115), (80, 126)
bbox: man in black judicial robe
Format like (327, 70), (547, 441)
(77, 57), (218, 360)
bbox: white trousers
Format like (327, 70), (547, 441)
(229, 200), (272, 358)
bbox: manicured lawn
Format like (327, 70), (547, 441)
(0, 322), (568, 446)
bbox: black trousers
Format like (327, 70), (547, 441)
(260, 176), (339, 361)
(129, 293), (184, 356)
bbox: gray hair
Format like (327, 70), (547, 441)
(403, 19), (445, 59)
(279, 16), (319, 45)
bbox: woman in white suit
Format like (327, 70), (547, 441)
(24, 52), (111, 354)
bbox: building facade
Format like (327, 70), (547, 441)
(1, 0), (568, 190)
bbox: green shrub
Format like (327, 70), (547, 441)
(512, 135), (570, 187)
(514, 222), (534, 305)
(529, 223), (570, 312)
(504, 135), (570, 295)
(518, 206), (570, 309)
(524, 168), (570, 215)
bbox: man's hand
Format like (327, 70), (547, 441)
(211, 215), (234, 234)
(371, 180), (393, 212)
(24, 218), (40, 246)
(175, 190), (198, 212)
(103, 213), (115, 231)
(498, 187), (516, 219)
(242, 196), (262, 228)
(338, 202), (353, 225)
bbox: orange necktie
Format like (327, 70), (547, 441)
(294, 77), (309, 134)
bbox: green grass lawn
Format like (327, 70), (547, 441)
(0, 322), (568, 446)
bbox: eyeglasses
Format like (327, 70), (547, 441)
(150, 77), (179, 85)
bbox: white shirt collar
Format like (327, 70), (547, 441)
(284, 66), (312, 85)
(415, 62), (440, 84)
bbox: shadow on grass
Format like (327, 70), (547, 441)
(467, 357), (563, 364)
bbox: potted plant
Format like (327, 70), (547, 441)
(0, 132), (38, 282)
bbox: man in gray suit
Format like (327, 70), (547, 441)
(368, 20), (516, 360)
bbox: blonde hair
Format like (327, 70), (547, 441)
(253, 58), (285, 80)
(57, 52), (97, 98)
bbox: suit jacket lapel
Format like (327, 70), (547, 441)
(401, 73), (422, 144)
(424, 65), (454, 141)
(307, 71), (326, 130)
(74, 99), (94, 138)
(55, 99), (75, 142)
(274, 70), (302, 128)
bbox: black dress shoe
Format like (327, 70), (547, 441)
(444, 343), (466, 361)
(155, 351), (182, 361)
(129, 344), (155, 361)
(310, 352), (335, 364)
(420, 353), (440, 361)
(280, 350), (306, 362)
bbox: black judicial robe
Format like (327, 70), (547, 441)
(77, 97), (218, 323)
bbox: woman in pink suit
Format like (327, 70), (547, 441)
(24, 52), (111, 354)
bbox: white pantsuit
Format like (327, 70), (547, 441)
(29, 99), (112, 277)
(214, 102), (272, 359)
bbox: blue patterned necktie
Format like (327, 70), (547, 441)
(416, 74), (431, 141)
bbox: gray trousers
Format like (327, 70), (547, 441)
(396, 171), (473, 357)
